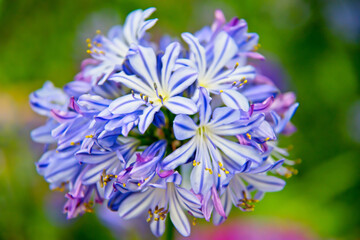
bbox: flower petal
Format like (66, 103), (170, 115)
(161, 42), (181, 90)
(138, 105), (161, 134)
(168, 67), (198, 96)
(241, 174), (286, 192)
(220, 89), (249, 111)
(108, 94), (144, 115)
(205, 31), (237, 79)
(117, 189), (155, 219)
(169, 186), (191, 237)
(181, 32), (207, 76)
(165, 96), (197, 115)
(162, 137), (197, 170)
(173, 114), (197, 140)
(198, 87), (212, 124)
(127, 44), (160, 88)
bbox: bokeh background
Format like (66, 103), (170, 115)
(0, 0), (359, 239)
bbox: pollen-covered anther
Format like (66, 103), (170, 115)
(286, 166), (299, 175)
(83, 201), (94, 213)
(86, 50), (92, 54)
(100, 169), (118, 188)
(86, 38), (91, 43)
(70, 142), (80, 146)
(219, 90), (224, 93)
(192, 217), (197, 226)
(205, 168), (213, 174)
(246, 133), (252, 140)
(236, 78), (248, 88)
(264, 137), (270, 141)
(159, 94), (164, 104)
(52, 182), (66, 192)
(148, 206), (168, 222)
(234, 62), (239, 69)
(217, 173), (221, 177)
(237, 191), (259, 211)
(96, 29), (101, 35)
(85, 135), (93, 138)
(253, 43), (261, 51)
(192, 160), (200, 166)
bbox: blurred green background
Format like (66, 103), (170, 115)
(0, 0), (359, 239)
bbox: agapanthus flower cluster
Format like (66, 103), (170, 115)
(30, 8), (299, 237)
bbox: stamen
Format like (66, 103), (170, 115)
(192, 217), (197, 226)
(86, 50), (92, 54)
(86, 38), (91, 43)
(52, 182), (66, 192)
(246, 133), (252, 140)
(159, 95), (164, 104)
(217, 174), (221, 177)
(219, 90), (223, 93)
(237, 191), (258, 211)
(234, 62), (239, 69)
(264, 137), (270, 141)
(131, 90), (135, 98)
(96, 29), (101, 35)
(85, 135), (93, 138)
(87, 43), (92, 48)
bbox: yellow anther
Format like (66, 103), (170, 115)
(295, 158), (302, 164)
(93, 49), (98, 53)
(284, 173), (292, 178)
(70, 142), (75, 145)
(137, 182), (141, 186)
(96, 29), (101, 35)
(209, 169), (213, 174)
(234, 62), (239, 69)
(56, 150), (59, 153)
(225, 170), (229, 174)
(154, 217), (159, 221)
(86, 38), (91, 43)
(246, 133), (252, 140)
(192, 217), (197, 226)
(86, 49), (92, 54)
(85, 135), (93, 138)
(87, 43), (92, 48)
(97, 43), (102, 47)
(146, 218), (151, 222)
(218, 174), (221, 177)
(219, 90), (224, 93)
(243, 79), (248, 84)
(123, 183), (126, 187)
(264, 137), (270, 141)
(218, 162), (223, 167)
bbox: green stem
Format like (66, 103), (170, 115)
(165, 217), (175, 240)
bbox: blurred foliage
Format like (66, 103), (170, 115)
(0, 0), (359, 239)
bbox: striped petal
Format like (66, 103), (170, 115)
(138, 105), (161, 134)
(241, 174), (285, 192)
(220, 89), (249, 111)
(181, 32), (207, 77)
(162, 137), (197, 170)
(127, 44), (160, 88)
(168, 67), (198, 97)
(210, 134), (261, 167)
(169, 186), (191, 237)
(209, 107), (241, 127)
(173, 114), (197, 140)
(205, 31), (237, 79)
(110, 70), (154, 96)
(198, 87), (212, 124)
(108, 94), (144, 115)
(118, 189), (155, 219)
(161, 42), (180, 90)
(165, 96), (197, 115)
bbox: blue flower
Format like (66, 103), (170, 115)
(180, 32), (255, 111)
(109, 42), (198, 133)
(162, 87), (263, 194)
(76, 8), (158, 86)
(110, 172), (203, 237)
